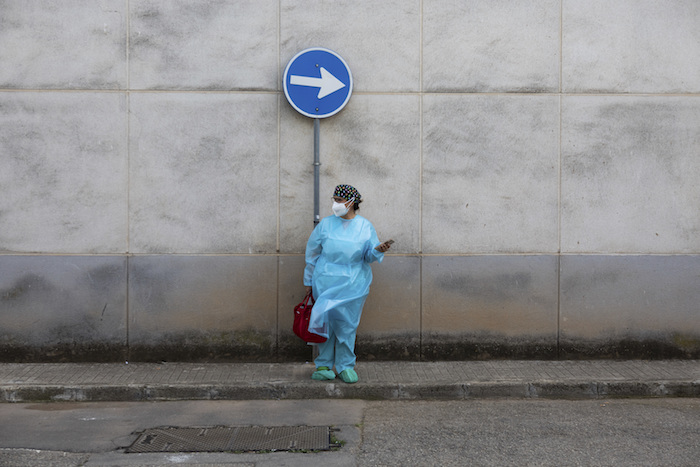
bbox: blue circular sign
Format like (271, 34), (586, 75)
(283, 48), (353, 119)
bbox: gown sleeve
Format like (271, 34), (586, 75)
(304, 222), (323, 286)
(363, 221), (384, 264)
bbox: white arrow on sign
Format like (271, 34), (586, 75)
(289, 67), (346, 99)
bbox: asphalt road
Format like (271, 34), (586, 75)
(1, 398), (698, 466)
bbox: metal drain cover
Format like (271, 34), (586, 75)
(127, 426), (335, 453)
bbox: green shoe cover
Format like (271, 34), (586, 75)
(311, 367), (336, 380)
(339, 369), (358, 384)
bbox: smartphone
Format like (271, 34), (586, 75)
(376, 239), (394, 251)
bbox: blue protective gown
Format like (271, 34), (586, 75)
(304, 214), (384, 372)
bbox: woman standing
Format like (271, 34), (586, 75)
(303, 184), (392, 383)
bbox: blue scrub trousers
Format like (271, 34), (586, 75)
(315, 321), (357, 373)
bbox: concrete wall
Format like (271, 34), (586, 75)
(1, 0), (699, 362)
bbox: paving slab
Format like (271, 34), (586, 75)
(0, 361), (698, 402)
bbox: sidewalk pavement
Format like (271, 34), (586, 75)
(1, 360), (698, 403)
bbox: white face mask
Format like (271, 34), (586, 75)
(332, 197), (354, 217)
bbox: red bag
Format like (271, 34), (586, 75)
(293, 291), (327, 343)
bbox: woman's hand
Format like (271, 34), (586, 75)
(305, 286), (312, 295)
(375, 240), (393, 253)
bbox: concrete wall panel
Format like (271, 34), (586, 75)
(563, 0), (700, 93)
(423, 95), (560, 254)
(278, 255), (309, 360)
(560, 255), (700, 358)
(424, 0), (560, 92)
(129, 92), (278, 254)
(0, 0), (127, 89)
(128, 255), (277, 361)
(0, 256), (127, 361)
(561, 96), (700, 254)
(129, 0), (279, 90)
(280, 0), (420, 92)
(358, 256), (422, 360)
(0, 92), (128, 254)
(280, 94), (421, 254)
(422, 255), (559, 359)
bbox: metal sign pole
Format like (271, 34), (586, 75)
(312, 118), (321, 361)
(313, 118), (321, 226)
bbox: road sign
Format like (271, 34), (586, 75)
(283, 48), (353, 119)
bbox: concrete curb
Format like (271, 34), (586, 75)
(2, 361), (698, 402)
(2, 380), (698, 402)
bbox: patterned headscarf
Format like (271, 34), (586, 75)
(333, 184), (362, 204)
